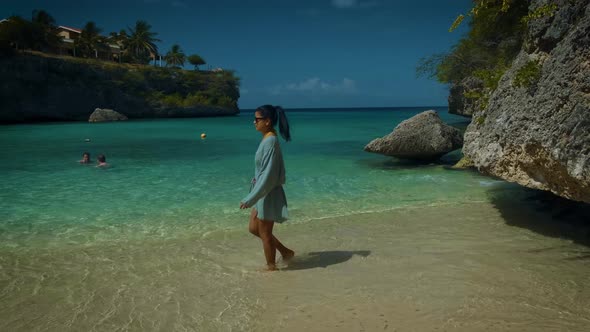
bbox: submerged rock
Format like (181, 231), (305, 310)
(88, 108), (128, 122)
(364, 110), (463, 161)
(452, 156), (475, 169)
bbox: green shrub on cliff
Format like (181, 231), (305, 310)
(188, 54), (206, 70)
(0, 12), (62, 52)
(521, 3), (558, 24)
(419, 0), (529, 85)
(513, 60), (542, 88)
(417, 0), (531, 114)
(184, 92), (211, 106)
(141, 67), (240, 109)
(473, 66), (506, 91)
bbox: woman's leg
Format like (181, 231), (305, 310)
(257, 218), (277, 270)
(249, 209), (259, 236)
(249, 209), (294, 260)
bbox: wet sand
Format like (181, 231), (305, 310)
(1, 202), (589, 331)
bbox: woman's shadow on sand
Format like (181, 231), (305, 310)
(283, 250), (371, 271)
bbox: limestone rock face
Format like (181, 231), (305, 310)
(463, 0), (590, 203)
(89, 108), (128, 122)
(0, 54), (239, 123)
(364, 110), (463, 161)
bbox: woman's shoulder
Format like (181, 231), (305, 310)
(260, 135), (279, 152)
(262, 135), (278, 144)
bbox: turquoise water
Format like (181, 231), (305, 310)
(1, 108), (517, 247)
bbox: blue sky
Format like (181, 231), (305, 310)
(1, 0), (472, 109)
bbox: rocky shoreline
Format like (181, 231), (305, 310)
(0, 53), (240, 124)
(459, 0), (590, 203)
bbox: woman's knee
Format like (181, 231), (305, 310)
(257, 219), (274, 240)
(248, 223), (259, 236)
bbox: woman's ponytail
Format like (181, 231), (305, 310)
(256, 104), (292, 142)
(275, 106), (291, 142)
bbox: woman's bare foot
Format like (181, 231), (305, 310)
(266, 264), (278, 271)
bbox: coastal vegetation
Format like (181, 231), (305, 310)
(0, 10), (205, 69)
(0, 9), (240, 122)
(164, 44), (186, 68)
(513, 59), (542, 88)
(415, 0), (562, 112)
(125, 20), (160, 64)
(188, 54), (206, 70)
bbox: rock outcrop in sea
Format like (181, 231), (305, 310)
(0, 54), (240, 123)
(89, 108), (128, 122)
(461, 0), (590, 203)
(364, 110), (463, 161)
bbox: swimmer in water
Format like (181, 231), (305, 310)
(96, 154), (109, 168)
(79, 152), (91, 164)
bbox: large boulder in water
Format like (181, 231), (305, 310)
(364, 110), (463, 161)
(88, 108), (128, 122)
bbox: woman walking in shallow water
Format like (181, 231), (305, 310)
(240, 105), (294, 271)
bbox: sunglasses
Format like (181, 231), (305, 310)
(254, 117), (266, 123)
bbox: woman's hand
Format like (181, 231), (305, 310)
(240, 202), (248, 209)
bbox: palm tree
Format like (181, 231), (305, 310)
(75, 21), (104, 58)
(127, 20), (160, 64)
(31, 9), (55, 26)
(188, 54), (206, 70)
(108, 30), (129, 46)
(0, 16), (30, 51)
(108, 29), (129, 62)
(30, 9), (61, 51)
(165, 44), (186, 68)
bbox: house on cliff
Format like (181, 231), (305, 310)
(0, 18), (121, 61)
(55, 25), (121, 61)
(55, 26), (80, 56)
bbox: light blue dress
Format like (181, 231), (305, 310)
(241, 135), (289, 223)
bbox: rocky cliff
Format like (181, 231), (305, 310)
(0, 53), (240, 123)
(448, 77), (483, 118)
(462, 0), (590, 203)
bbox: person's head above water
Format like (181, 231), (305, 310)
(254, 104), (291, 142)
(97, 154), (106, 163)
(80, 152), (90, 163)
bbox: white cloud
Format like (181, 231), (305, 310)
(269, 78), (357, 95)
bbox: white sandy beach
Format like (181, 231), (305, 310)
(1, 201), (589, 331)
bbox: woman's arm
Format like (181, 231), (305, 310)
(241, 142), (280, 208)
